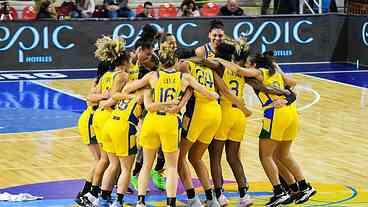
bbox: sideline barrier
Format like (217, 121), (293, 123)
(0, 14), (367, 71)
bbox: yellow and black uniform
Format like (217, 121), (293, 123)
(139, 70), (183, 153)
(184, 61), (222, 144)
(256, 69), (298, 141)
(215, 68), (246, 142)
(101, 67), (141, 155)
(203, 43), (216, 59)
(92, 71), (115, 144)
(102, 98), (142, 156)
(129, 63), (140, 81)
(78, 104), (98, 145)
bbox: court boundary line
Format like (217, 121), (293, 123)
(300, 74), (368, 89)
(307, 186), (358, 207)
(30, 80), (86, 101)
(0, 68), (97, 73)
(302, 70), (368, 74)
(247, 83), (321, 122)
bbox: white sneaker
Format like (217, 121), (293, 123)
(187, 197), (204, 207)
(239, 194), (253, 207)
(295, 186), (317, 204)
(136, 202), (146, 207)
(110, 200), (122, 207)
(218, 194), (229, 206)
(207, 198), (221, 207)
(82, 192), (98, 207)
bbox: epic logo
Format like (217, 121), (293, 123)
(0, 25), (75, 63)
(112, 20), (314, 57)
(113, 22), (199, 48)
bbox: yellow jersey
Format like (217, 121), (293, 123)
(257, 68), (286, 107)
(220, 67), (245, 106)
(187, 61), (216, 102)
(98, 71), (114, 92)
(129, 64), (139, 81)
(114, 97), (141, 126)
(154, 70), (183, 104)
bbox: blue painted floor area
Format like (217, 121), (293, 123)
(0, 81), (86, 133)
(312, 71), (368, 88)
(281, 63), (368, 88)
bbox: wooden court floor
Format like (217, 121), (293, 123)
(0, 74), (367, 206)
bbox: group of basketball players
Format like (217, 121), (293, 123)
(74, 20), (316, 207)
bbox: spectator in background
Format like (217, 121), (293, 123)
(58, 0), (80, 18)
(77, 0), (95, 17)
(37, 0), (55, 19)
(136, 1), (153, 18)
(104, 0), (134, 18)
(218, 0), (244, 16)
(262, 0), (298, 15)
(177, 0), (200, 17)
(261, 0), (273, 15)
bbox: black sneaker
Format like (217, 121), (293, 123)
(81, 192), (98, 207)
(295, 185), (317, 204)
(281, 191), (299, 205)
(74, 192), (84, 206)
(265, 192), (290, 207)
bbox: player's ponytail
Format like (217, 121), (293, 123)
(254, 53), (276, 76)
(159, 39), (177, 68)
(94, 36), (130, 68)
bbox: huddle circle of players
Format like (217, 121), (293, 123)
(75, 20), (316, 207)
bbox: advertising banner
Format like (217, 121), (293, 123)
(0, 14), (365, 71)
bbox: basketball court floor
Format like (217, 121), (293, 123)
(0, 63), (367, 206)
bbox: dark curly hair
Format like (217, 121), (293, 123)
(209, 19), (224, 33)
(254, 53), (276, 76)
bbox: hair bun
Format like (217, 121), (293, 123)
(95, 36), (126, 64)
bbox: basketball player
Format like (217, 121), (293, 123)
(74, 61), (112, 206)
(208, 41), (258, 207)
(253, 54), (316, 207)
(130, 28), (168, 191)
(84, 37), (141, 207)
(121, 44), (220, 207)
(199, 39), (292, 207)
(177, 50), (251, 207)
(195, 19), (225, 59)
(81, 36), (126, 207)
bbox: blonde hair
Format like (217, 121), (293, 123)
(94, 36), (127, 64)
(159, 39), (177, 67)
(222, 35), (250, 61)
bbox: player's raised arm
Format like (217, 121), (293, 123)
(122, 71), (154, 95)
